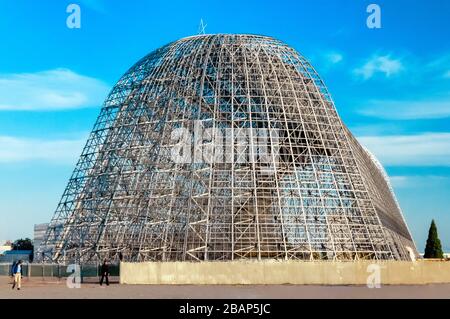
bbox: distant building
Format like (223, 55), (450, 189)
(33, 223), (49, 261)
(0, 241), (12, 255)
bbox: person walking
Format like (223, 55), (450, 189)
(100, 259), (110, 286)
(11, 260), (23, 290)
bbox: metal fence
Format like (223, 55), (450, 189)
(0, 263), (120, 279)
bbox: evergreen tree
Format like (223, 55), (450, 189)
(424, 220), (444, 259)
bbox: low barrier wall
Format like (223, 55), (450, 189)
(120, 260), (450, 285)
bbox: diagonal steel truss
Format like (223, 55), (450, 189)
(38, 34), (418, 263)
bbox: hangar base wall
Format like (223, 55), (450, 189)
(120, 260), (450, 285)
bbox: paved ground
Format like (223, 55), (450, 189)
(1, 276), (449, 299)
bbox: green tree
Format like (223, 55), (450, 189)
(12, 238), (33, 251)
(424, 220), (444, 259)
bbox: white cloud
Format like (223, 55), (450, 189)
(0, 69), (110, 111)
(355, 52), (450, 119)
(358, 133), (450, 167)
(325, 52), (343, 64)
(359, 97), (450, 120)
(312, 51), (344, 72)
(349, 123), (404, 136)
(390, 175), (450, 189)
(423, 53), (450, 79)
(0, 136), (86, 163)
(353, 55), (403, 80)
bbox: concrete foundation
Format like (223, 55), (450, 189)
(120, 260), (450, 285)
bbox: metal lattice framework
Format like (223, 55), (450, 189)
(39, 34), (417, 263)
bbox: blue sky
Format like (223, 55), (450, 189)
(0, 0), (449, 252)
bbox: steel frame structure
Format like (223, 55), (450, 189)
(38, 34), (417, 263)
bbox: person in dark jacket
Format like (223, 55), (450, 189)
(11, 260), (23, 290)
(10, 261), (16, 277)
(100, 259), (110, 286)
